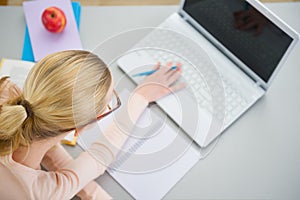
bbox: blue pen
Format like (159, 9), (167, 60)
(132, 66), (178, 77)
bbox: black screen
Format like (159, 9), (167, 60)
(183, 0), (293, 82)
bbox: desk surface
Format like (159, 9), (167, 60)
(1, 3), (300, 200)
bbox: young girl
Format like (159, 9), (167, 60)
(0, 50), (184, 199)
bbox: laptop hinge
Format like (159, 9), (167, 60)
(257, 81), (267, 91)
(255, 81), (263, 89)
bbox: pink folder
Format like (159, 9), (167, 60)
(23, 0), (82, 61)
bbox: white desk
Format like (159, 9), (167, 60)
(0, 3), (300, 199)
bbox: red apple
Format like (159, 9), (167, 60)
(41, 6), (67, 33)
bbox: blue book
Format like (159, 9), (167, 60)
(22, 2), (81, 62)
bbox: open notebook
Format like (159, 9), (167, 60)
(77, 90), (201, 199)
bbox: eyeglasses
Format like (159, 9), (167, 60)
(61, 89), (121, 146)
(96, 89), (121, 120)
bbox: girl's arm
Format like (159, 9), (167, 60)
(42, 144), (112, 199)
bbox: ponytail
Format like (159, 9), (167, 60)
(0, 103), (27, 156)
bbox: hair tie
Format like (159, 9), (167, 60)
(18, 99), (34, 118)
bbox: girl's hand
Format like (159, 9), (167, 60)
(135, 62), (186, 103)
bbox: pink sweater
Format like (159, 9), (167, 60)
(0, 93), (148, 200)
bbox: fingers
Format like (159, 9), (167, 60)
(166, 65), (182, 84)
(161, 62), (182, 75)
(176, 62), (182, 68)
(169, 62), (182, 73)
(147, 61), (183, 87)
(152, 61), (161, 70)
(166, 62), (185, 92)
(138, 61), (185, 102)
(166, 71), (182, 86)
(153, 62), (182, 86)
(156, 62), (173, 75)
(166, 62), (182, 80)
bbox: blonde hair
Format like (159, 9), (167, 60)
(0, 50), (112, 156)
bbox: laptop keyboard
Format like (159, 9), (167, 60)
(132, 27), (252, 125)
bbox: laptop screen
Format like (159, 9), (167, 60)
(183, 0), (293, 82)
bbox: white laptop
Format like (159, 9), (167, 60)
(117, 0), (299, 148)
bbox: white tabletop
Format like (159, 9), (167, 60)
(0, 3), (300, 199)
